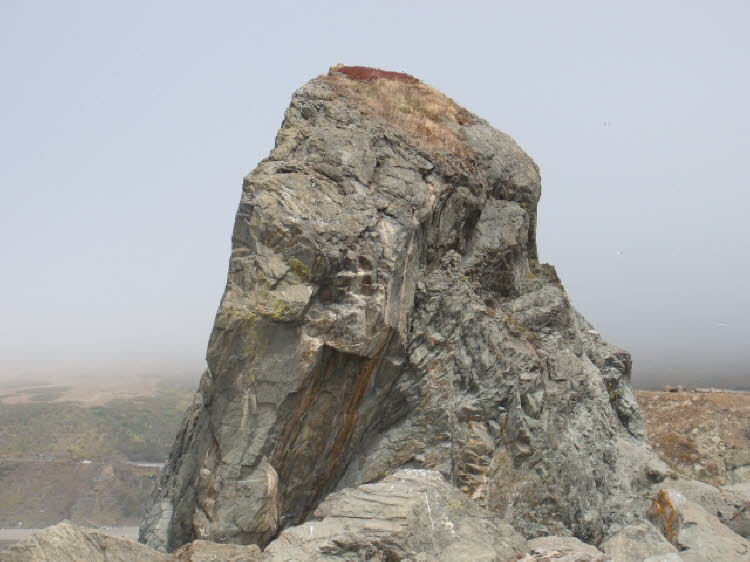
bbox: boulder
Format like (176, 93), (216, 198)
(172, 540), (262, 561)
(652, 478), (750, 539)
(526, 536), (604, 557)
(601, 522), (677, 561)
(264, 469), (526, 561)
(722, 483), (750, 538)
(646, 488), (750, 560)
(518, 536), (610, 561)
(516, 552), (609, 561)
(677, 497), (750, 560)
(0, 522), (169, 562)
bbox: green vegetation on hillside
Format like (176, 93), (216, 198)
(0, 382), (193, 462)
(0, 460), (159, 527)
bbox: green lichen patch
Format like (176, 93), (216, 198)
(288, 257), (312, 282)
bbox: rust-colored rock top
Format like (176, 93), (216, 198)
(329, 64), (419, 84)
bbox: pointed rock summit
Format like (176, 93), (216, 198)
(140, 66), (656, 553)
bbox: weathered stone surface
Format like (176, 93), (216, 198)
(0, 522), (169, 561)
(172, 540), (262, 561)
(647, 489), (687, 546)
(722, 483), (750, 538)
(643, 555), (682, 561)
(517, 550), (612, 562)
(264, 469), (525, 561)
(518, 537), (610, 561)
(676, 496), (750, 560)
(650, 477), (750, 539)
(601, 522), (677, 561)
(140, 67), (657, 552)
(526, 536), (605, 556)
(645, 488), (750, 560)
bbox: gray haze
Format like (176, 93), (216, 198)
(1, 1), (748, 388)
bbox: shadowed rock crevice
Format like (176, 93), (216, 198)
(268, 335), (402, 528)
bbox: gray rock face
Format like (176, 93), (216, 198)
(655, 477), (750, 539)
(526, 536), (606, 558)
(140, 68), (654, 552)
(645, 488), (750, 560)
(173, 540), (263, 561)
(602, 522), (678, 561)
(722, 483), (750, 538)
(264, 469), (526, 561)
(518, 536), (610, 561)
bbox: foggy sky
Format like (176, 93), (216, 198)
(1, 1), (748, 388)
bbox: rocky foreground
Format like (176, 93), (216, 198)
(4, 67), (749, 560)
(3, 471), (749, 560)
(142, 63), (652, 553)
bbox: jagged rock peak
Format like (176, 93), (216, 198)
(140, 65), (653, 553)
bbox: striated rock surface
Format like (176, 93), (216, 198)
(0, 522), (170, 562)
(601, 521), (677, 561)
(263, 469), (526, 561)
(646, 488), (750, 560)
(4, 471), (523, 561)
(653, 477), (750, 539)
(139, 66), (656, 553)
(172, 540), (262, 561)
(524, 536), (607, 559)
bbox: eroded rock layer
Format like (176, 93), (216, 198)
(140, 67), (655, 552)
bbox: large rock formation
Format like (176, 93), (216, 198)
(140, 65), (657, 553)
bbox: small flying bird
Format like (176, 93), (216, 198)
(616, 250), (624, 255)
(715, 323), (728, 328)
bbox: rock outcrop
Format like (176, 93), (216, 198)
(522, 536), (608, 560)
(140, 66), (655, 553)
(172, 540), (262, 561)
(601, 521), (678, 561)
(9, 483), (750, 561)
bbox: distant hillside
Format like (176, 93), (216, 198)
(0, 375), (194, 461)
(0, 460), (158, 528)
(0, 374), (196, 532)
